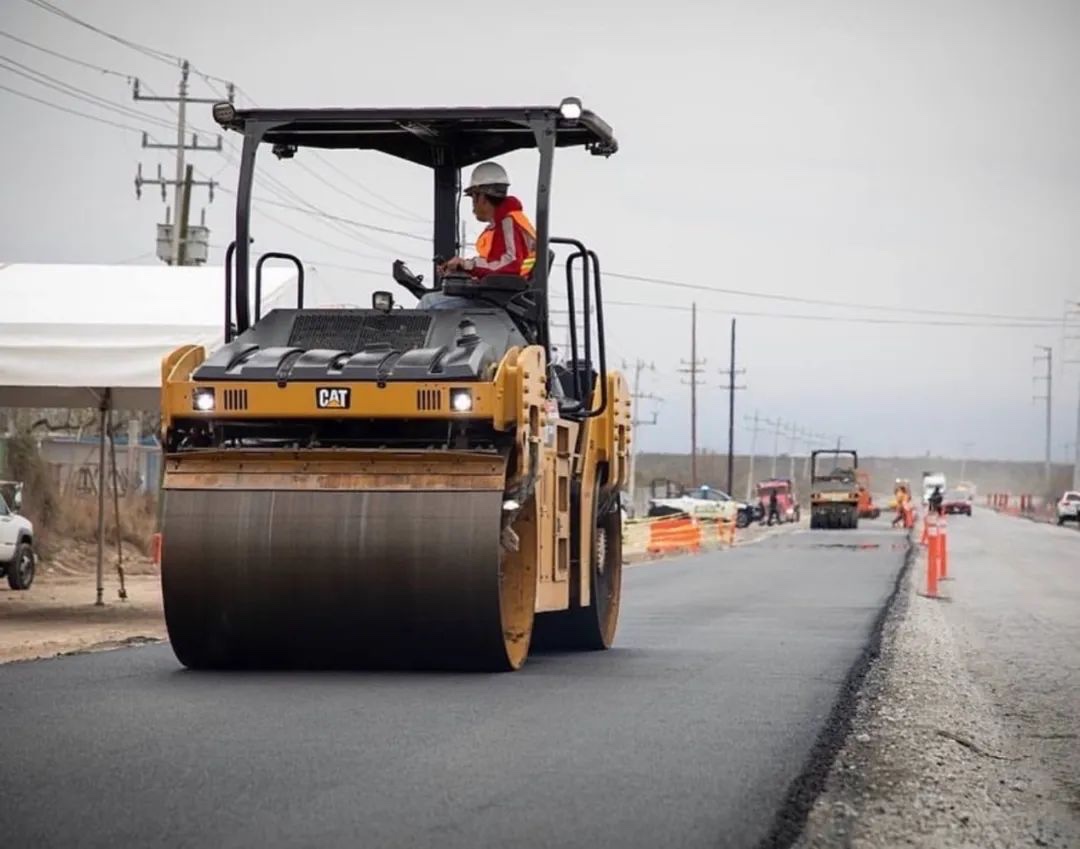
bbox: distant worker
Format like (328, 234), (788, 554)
(929, 485), (944, 516)
(892, 486), (907, 528)
(766, 487), (780, 526)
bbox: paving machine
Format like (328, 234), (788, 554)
(809, 449), (860, 529)
(158, 99), (631, 671)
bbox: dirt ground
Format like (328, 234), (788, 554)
(0, 543), (165, 664)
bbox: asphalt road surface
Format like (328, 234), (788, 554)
(1, 523), (906, 849)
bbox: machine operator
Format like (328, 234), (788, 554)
(418, 162), (537, 309)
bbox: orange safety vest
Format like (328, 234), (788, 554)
(475, 210), (537, 277)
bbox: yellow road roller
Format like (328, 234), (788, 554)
(159, 98), (631, 670)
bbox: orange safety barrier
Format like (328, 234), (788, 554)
(708, 518), (736, 546)
(646, 516), (702, 555)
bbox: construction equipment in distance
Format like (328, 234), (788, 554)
(809, 449), (861, 529)
(158, 98), (632, 671)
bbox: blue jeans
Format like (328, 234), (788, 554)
(416, 292), (475, 310)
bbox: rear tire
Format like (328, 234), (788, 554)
(6, 542), (35, 590)
(532, 488), (622, 652)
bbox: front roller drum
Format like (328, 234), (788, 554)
(161, 486), (535, 671)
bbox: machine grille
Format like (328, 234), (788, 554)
(223, 388), (248, 411)
(416, 389), (442, 411)
(288, 312), (432, 352)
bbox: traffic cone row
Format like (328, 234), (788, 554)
(919, 512), (948, 598)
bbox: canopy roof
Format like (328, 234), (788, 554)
(213, 102), (619, 166)
(0, 263), (296, 410)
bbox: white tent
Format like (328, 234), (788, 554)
(0, 262), (298, 604)
(0, 262), (298, 410)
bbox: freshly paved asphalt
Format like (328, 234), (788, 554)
(0, 522), (906, 849)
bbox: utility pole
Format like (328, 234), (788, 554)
(786, 424), (802, 482)
(1034, 345), (1053, 490)
(623, 359), (662, 512)
(717, 318), (746, 496)
(803, 432), (827, 482)
(767, 417), (785, 478)
(133, 61), (229, 265)
(1066, 301), (1080, 491)
(678, 302), (706, 486)
(959, 440), (975, 481)
(744, 411), (763, 501)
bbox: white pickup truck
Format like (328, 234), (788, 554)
(1057, 491), (1080, 526)
(0, 484), (35, 590)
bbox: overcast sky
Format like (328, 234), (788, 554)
(2, 0), (1078, 462)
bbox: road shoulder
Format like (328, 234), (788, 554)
(793, 528), (1079, 849)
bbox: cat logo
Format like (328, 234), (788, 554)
(316, 387), (351, 410)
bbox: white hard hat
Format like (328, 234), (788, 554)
(465, 161), (509, 196)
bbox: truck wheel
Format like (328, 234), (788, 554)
(7, 543), (35, 590)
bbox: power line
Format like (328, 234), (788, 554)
(21, 0), (235, 86)
(0, 28), (131, 79)
(215, 183), (428, 243)
(249, 204), (406, 264)
(22, 0), (181, 66)
(0, 55), (175, 130)
(291, 156), (431, 224)
(206, 81), (432, 225)
(595, 298), (1065, 329)
(307, 151), (430, 223)
(600, 269), (1061, 323)
(205, 144), (430, 257)
(0, 82), (142, 132)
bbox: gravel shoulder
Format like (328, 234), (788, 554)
(795, 510), (1080, 849)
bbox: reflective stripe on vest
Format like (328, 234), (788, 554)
(475, 211), (537, 277)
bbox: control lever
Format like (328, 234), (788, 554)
(392, 260), (430, 300)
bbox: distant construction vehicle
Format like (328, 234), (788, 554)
(809, 450), (861, 529)
(158, 98), (631, 671)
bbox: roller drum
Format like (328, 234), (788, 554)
(161, 485), (530, 671)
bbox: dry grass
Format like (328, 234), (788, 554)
(5, 433), (157, 559)
(50, 492), (158, 556)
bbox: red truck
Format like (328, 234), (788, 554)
(756, 478), (800, 524)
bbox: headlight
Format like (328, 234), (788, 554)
(193, 388), (216, 412)
(559, 96), (583, 121)
(212, 102), (236, 125)
(450, 388), (473, 412)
